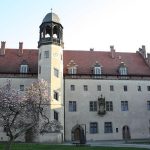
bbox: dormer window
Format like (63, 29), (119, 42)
(20, 65), (28, 73)
(119, 67), (127, 75)
(68, 67), (77, 74)
(94, 66), (101, 75)
(67, 60), (78, 75)
(119, 62), (128, 75)
(93, 61), (102, 75)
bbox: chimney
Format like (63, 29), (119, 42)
(18, 42), (23, 55)
(147, 53), (150, 64)
(110, 45), (115, 58)
(139, 45), (146, 59)
(0, 41), (6, 55)
(90, 48), (94, 52)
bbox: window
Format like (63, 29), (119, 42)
(20, 85), (24, 91)
(70, 85), (75, 91)
(97, 85), (101, 91)
(20, 65), (28, 73)
(110, 85), (114, 91)
(83, 85), (88, 91)
(90, 122), (98, 134)
(147, 86), (150, 91)
(104, 122), (113, 133)
(68, 67), (77, 74)
(39, 53), (41, 60)
(106, 101), (113, 111)
(69, 101), (76, 112)
(123, 85), (128, 91)
(90, 101), (97, 111)
(44, 51), (49, 58)
(119, 67), (127, 75)
(54, 91), (59, 101)
(54, 111), (59, 121)
(116, 128), (118, 133)
(137, 86), (141, 91)
(39, 65), (41, 74)
(54, 68), (59, 77)
(94, 67), (101, 75)
(121, 101), (128, 111)
(147, 101), (150, 110)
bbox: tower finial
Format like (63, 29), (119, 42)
(51, 8), (53, 13)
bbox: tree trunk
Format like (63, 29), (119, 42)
(5, 138), (14, 150)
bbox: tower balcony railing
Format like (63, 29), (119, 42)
(38, 37), (64, 48)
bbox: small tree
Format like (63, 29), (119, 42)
(0, 80), (62, 150)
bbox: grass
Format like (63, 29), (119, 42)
(0, 143), (148, 150)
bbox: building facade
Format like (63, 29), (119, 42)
(0, 12), (150, 143)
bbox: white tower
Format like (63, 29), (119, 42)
(38, 12), (64, 142)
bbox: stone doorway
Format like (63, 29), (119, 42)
(122, 125), (131, 140)
(71, 124), (86, 144)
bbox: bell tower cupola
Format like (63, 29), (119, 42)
(38, 12), (63, 48)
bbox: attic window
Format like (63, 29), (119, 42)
(94, 66), (101, 75)
(68, 67), (77, 74)
(119, 62), (127, 75)
(93, 62), (102, 75)
(20, 65), (28, 73)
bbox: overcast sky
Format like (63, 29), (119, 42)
(0, 0), (150, 52)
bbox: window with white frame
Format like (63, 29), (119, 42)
(54, 68), (59, 77)
(104, 122), (113, 133)
(69, 101), (76, 112)
(68, 67), (77, 74)
(110, 85), (114, 91)
(121, 101), (128, 111)
(147, 101), (150, 110)
(89, 101), (97, 111)
(39, 65), (41, 74)
(54, 91), (59, 101)
(70, 85), (75, 91)
(147, 86), (150, 91)
(20, 65), (28, 73)
(20, 85), (24, 91)
(123, 85), (128, 91)
(83, 85), (88, 91)
(94, 66), (101, 75)
(119, 67), (127, 75)
(44, 50), (49, 58)
(106, 101), (113, 111)
(90, 122), (98, 134)
(97, 85), (101, 91)
(54, 111), (59, 121)
(39, 52), (41, 60)
(137, 86), (141, 91)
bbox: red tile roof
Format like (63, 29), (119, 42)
(63, 50), (150, 75)
(0, 49), (150, 76)
(0, 49), (38, 74)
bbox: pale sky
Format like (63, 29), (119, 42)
(0, 0), (150, 52)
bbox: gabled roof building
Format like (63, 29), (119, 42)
(0, 12), (150, 143)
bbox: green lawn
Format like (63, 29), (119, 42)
(0, 143), (148, 150)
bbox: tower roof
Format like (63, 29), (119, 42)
(42, 12), (60, 23)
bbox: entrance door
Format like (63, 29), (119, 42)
(74, 127), (81, 141)
(122, 125), (131, 140)
(71, 124), (85, 144)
